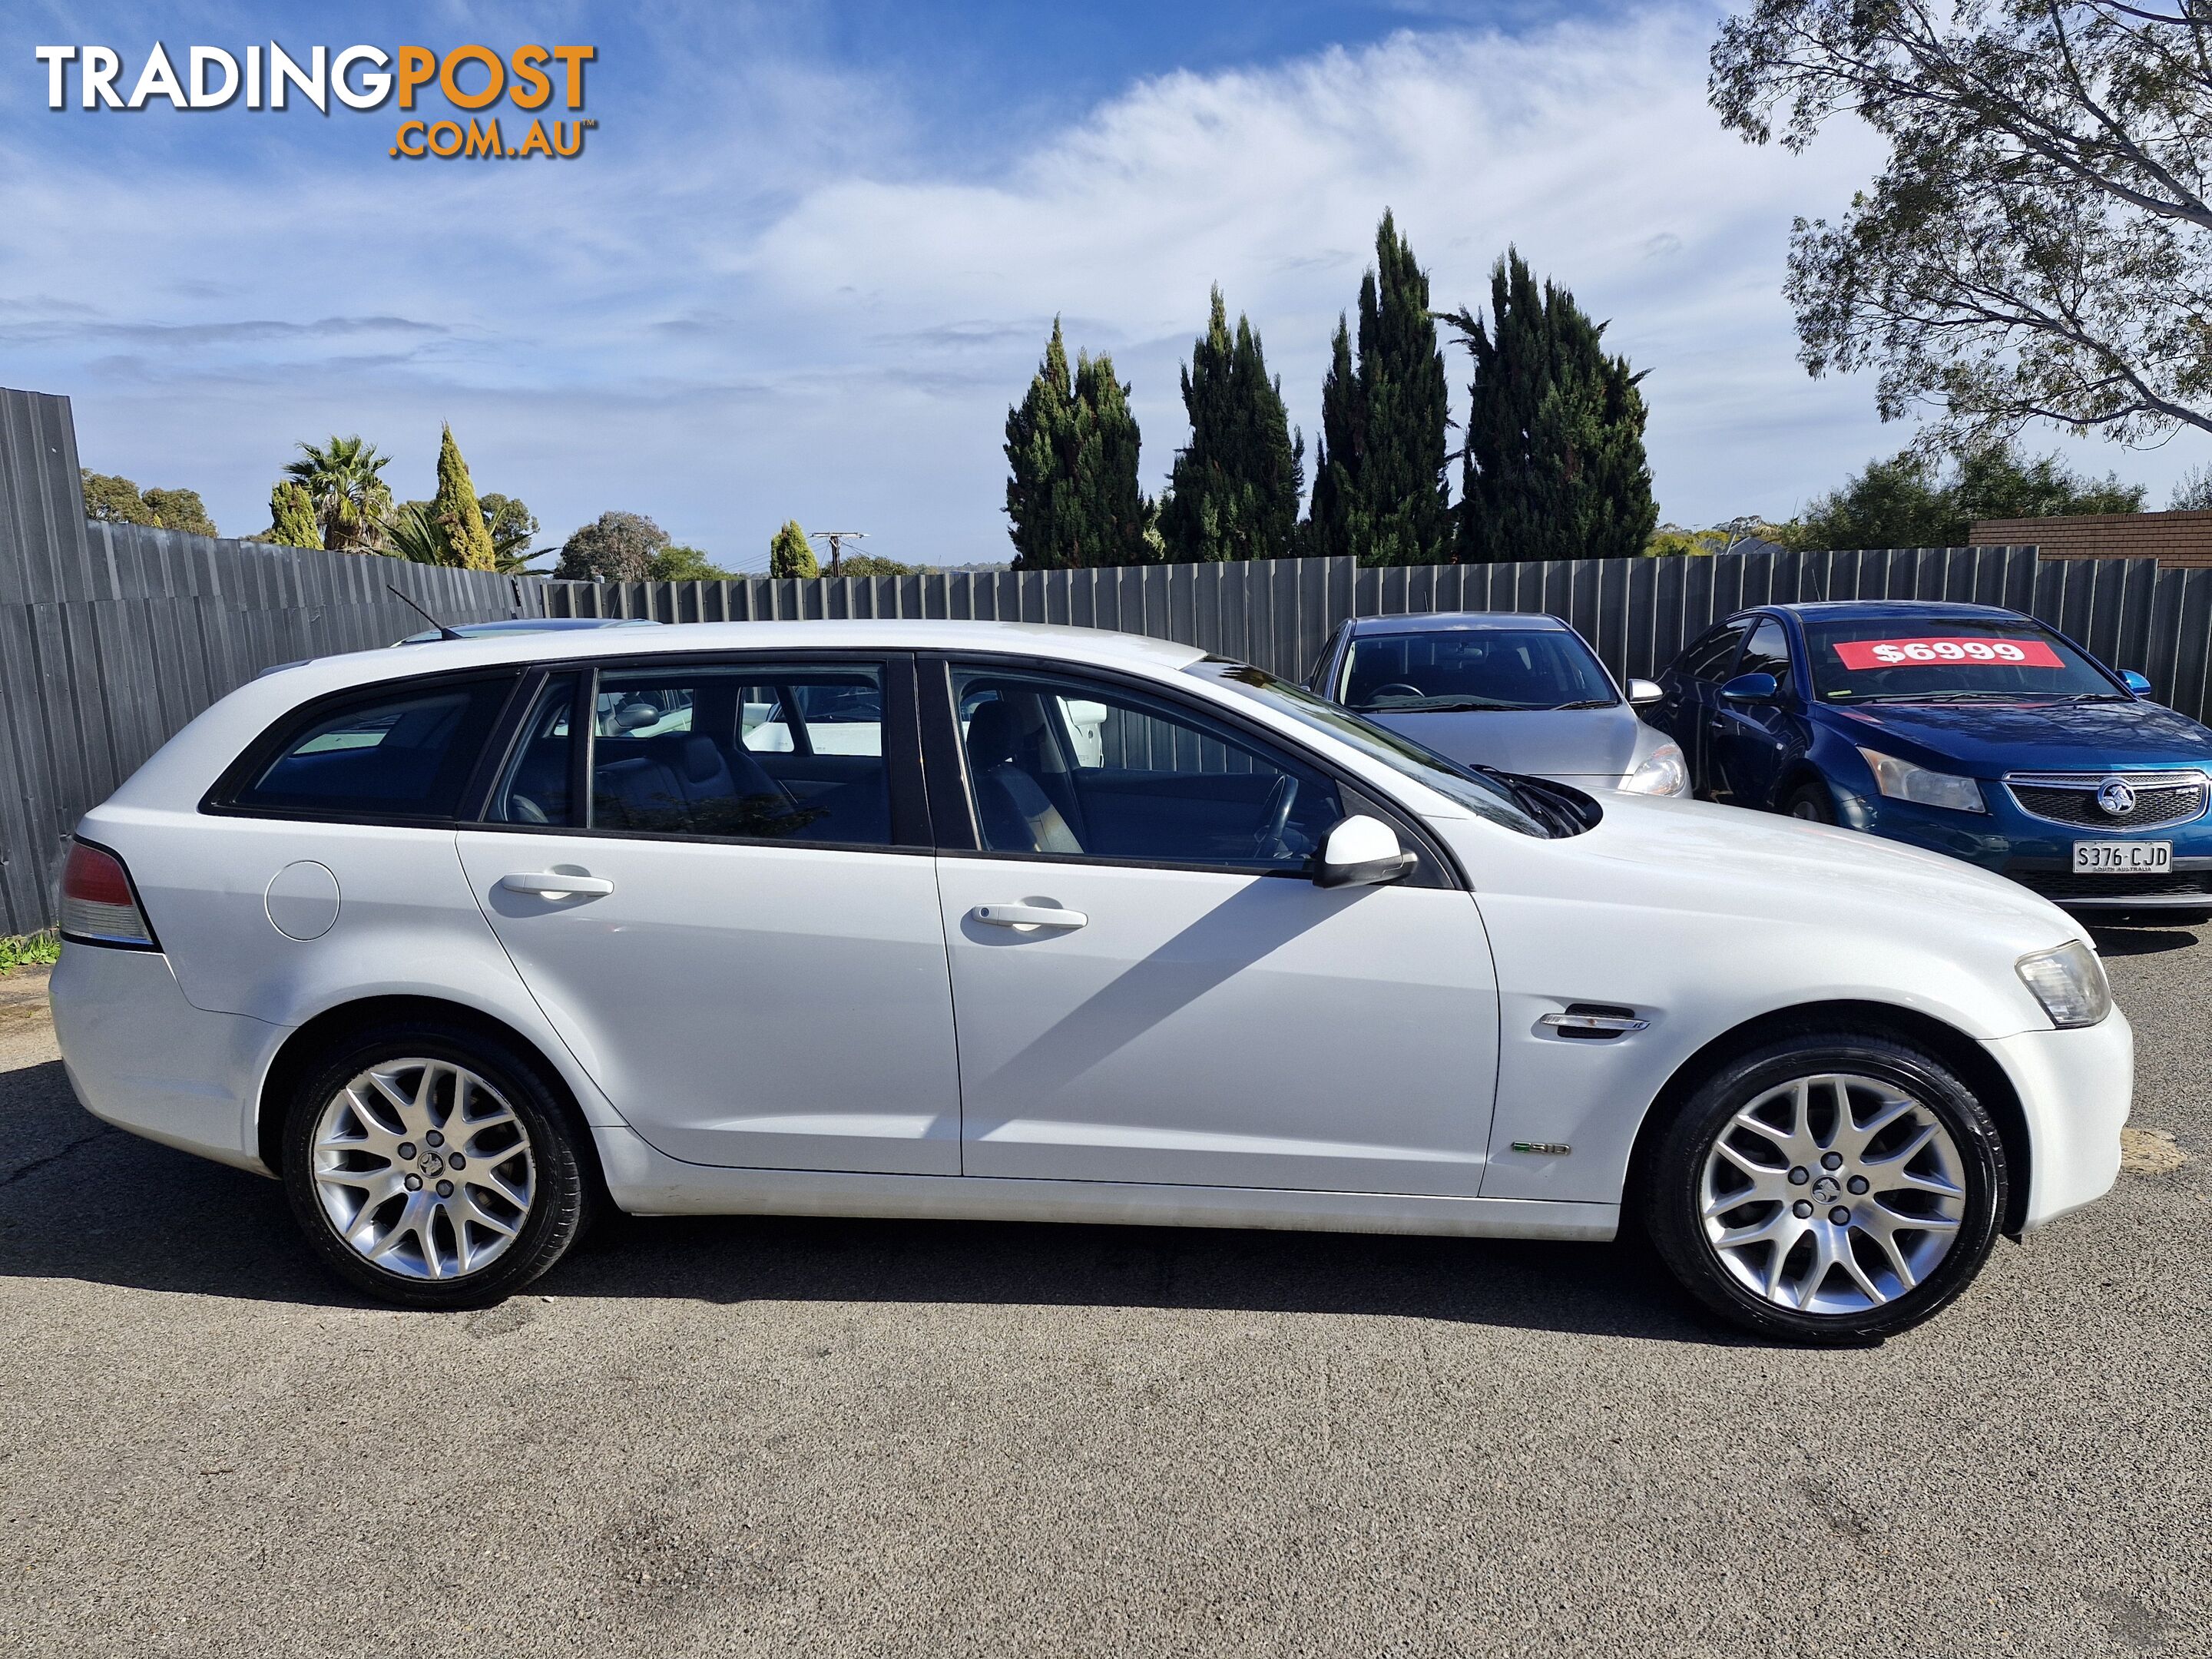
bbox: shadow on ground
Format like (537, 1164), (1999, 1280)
(2087, 922), (2204, 957)
(0, 1059), (1734, 1346)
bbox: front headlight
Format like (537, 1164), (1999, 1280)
(1621, 740), (1689, 796)
(2016, 940), (2111, 1029)
(1856, 747), (1986, 813)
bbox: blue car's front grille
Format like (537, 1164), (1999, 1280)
(2003, 770), (2209, 832)
(2008, 865), (2212, 902)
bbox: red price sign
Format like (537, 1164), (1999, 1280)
(1832, 635), (2065, 671)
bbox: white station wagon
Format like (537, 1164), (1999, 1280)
(50, 621), (2130, 1343)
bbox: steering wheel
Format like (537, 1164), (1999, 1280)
(1368, 682), (1425, 702)
(1251, 773), (1300, 860)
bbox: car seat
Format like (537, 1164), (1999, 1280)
(965, 699), (1083, 854)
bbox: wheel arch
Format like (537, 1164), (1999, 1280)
(1777, 760), (1833, 810)
(1623, 999), (2031, 1237)
(257, 995), (605, 1197)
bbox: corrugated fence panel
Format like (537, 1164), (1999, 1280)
(540, 541), (2212, 740)
(13, 386), (2212, 929)
(0, 388), (549, 933)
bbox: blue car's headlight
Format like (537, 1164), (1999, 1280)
(1856, 747), (1987, 813)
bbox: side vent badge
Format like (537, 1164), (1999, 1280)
(1512, 1141), (1572, 1157)
(1539, 1004), (1648, 1041)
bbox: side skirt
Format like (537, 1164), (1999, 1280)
(592, 1125), (1619, 1242)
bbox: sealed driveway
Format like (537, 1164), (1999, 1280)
(1, 931), (2207, 1657)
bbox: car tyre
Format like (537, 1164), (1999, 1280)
(1783, 780), (1838, 823)
(1644, 1032), (2006, 1345)
(282, 1020), (595, 1309)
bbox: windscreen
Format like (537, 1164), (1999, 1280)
(1340, 628), (1617, 712)
(1801, 618), (2123, 704)
(1184, 658), (1555, 837)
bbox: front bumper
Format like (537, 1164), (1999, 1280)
(48, 942), (282, 1174)
(1848, 790), (2212, 910)
(1981, 1006), (2132, 1230)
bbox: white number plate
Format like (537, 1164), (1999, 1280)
(2072, 840), (2171, 874)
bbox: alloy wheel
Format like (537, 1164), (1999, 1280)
(310, 1058), (537, 1281)
(1698, 1072), (1966, 1315)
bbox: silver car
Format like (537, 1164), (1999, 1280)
(1308, 612), (1689, 796)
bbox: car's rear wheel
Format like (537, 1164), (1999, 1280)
(1644, 1033), (2006, 1343)
(1784, 780), (1837, 823)
(282, 1022), (594, 1309)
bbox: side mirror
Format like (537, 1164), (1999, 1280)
(1627, 677), (1664, 706)
(1719, 671), (1779, 704)
(1315, 814), (1416, 889)
(2122, 669), (2154, 696)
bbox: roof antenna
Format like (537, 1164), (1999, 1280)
(387, 583), (465, 641)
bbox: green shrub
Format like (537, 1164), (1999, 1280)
(0, 931), (60, 975)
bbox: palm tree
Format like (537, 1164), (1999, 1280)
(382, 499), (449, 565)
(283, 435), (393, 553)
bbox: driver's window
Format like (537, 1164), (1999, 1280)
(952, 667), (1342, 870)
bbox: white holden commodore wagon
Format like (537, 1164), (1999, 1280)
(50, 621), (2129, 1343)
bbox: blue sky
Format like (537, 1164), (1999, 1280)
(2, 1), (2197, 569)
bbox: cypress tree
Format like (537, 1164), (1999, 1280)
(768, 519), (818, 578)
(1159, 287), (1305, 563)
(1356, 212), (1453, 565)
(429, 423), (497, 571)
(1300, 211), (1453, 565)
(1071, 350), (1154, 568)
(268, 479), (320, 549)
(1005, 320), (1082, 570)
(1446, 249), (1657, 563)
(1303, 318), (1360, 558)
(1004, 319), (1152, 568)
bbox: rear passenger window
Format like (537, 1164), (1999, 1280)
(231, 675), (513, 820)
(589, 665), (891, 845)
(487, 676), (578, 826)
(1679, 624), (1749, 683)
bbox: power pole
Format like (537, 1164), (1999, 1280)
(808, 529), (867, 577)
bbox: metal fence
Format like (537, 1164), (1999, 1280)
(18, 374), (2212, 935)
(548, 542), (2212, 724)
(0, 388), (546, 935)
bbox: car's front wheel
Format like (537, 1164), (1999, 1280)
(1783, 780), (1837, 823)
(282, 1022), (594, 1309)
(1644, 1033), (2006, 1343)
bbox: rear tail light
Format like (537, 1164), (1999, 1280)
(59, 839), (159, 949)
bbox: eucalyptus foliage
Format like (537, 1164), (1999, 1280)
(1713, 1), (2212, 447)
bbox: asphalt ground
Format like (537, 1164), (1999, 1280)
(0, 931), (2206, 1658)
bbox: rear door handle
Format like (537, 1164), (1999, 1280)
(972, 903), (1087, 931)
(500, 872), (614, 898)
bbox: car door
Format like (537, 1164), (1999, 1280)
(1660, 620), (1749, 798)
(455, 654), (963, 1174)
(926, 657), (1500, 1197)
(1710, 615), (1801, 809)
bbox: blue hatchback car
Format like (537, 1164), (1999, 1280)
(1651, 600), (2212, 919)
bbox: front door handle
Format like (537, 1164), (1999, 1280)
(972, 903), (1087, 931)
(500, 871), (614, 898)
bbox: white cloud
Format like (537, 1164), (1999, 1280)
(0, 5), (2192, 568)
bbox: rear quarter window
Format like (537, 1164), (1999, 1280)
(218, 674), (515, 820)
